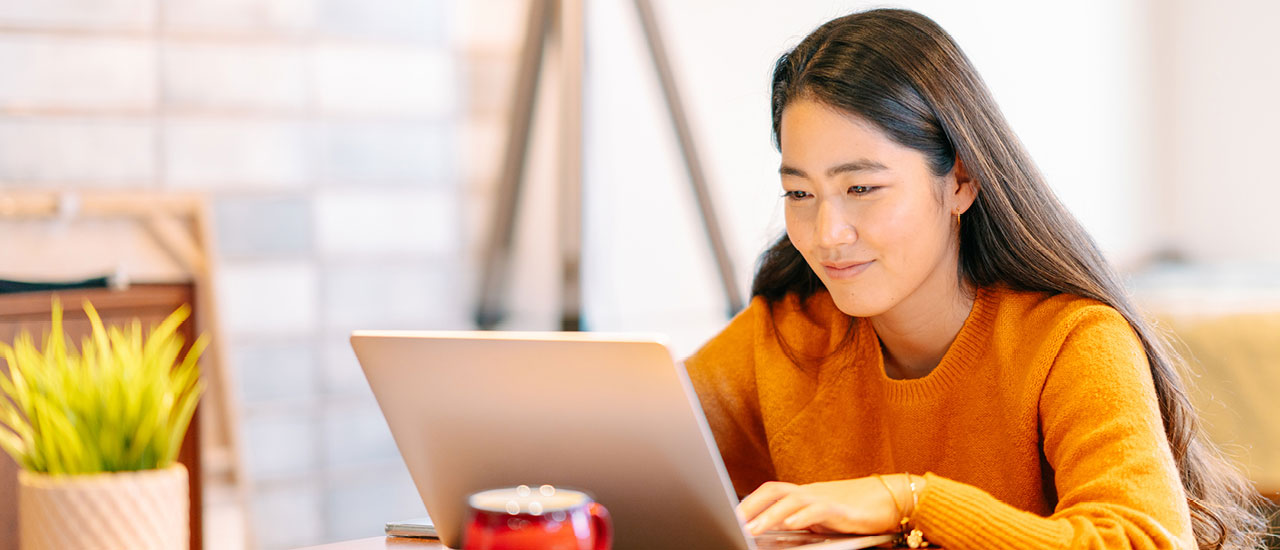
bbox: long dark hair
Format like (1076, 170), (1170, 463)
(757, 8), (1268, 549)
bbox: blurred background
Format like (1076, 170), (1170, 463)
(0, 0), (1276, 548)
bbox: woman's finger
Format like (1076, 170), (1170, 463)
(744, 492), (812, 535)
(808, 524), (840, 535)
(736, 481), (796, 523)
(780, 500), (840, 532)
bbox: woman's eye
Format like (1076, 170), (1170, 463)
(782, 190), (810, 201)
(849, 185), (875, 195)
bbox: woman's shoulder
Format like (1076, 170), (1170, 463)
(982, 284), (1143, 373)
(985, 284), (1132, 337)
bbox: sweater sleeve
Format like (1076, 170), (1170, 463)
(914, 306), (1195, 550)
(683, 297), (776, 499)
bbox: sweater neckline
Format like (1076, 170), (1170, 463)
(859, 284), (1000, 402)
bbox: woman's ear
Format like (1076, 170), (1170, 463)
(951, 157), (979, 215)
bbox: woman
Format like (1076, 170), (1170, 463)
(683, 8), (1268, 550)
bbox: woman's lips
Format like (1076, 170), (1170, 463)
(822, 260), (873, 280)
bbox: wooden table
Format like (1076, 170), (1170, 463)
(294, 537), (445, 550)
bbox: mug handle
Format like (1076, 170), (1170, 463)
(589, 502), (613, 550)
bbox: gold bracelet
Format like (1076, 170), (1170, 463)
(903, 474), (929, 548)
(873, 474), (905, 525)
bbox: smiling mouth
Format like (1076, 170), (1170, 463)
(822, 260), (873, 280)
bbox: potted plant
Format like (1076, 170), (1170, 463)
(0, 298), (206, 550)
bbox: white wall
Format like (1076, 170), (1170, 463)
(1154, 0), (1280, 264)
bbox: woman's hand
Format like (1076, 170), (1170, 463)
(736, 475), (918, 536)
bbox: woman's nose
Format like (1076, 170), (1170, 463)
(816, 199), (856, 248)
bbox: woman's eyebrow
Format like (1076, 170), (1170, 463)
(779, 160), (888, 178)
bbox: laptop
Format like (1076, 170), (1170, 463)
(351, 330), (896, 550)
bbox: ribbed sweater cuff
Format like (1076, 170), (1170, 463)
(915, 473), (1070, 550)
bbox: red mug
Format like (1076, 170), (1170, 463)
(462, 485), (612, 550)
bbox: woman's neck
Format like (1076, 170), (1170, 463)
(870, 275), (976, 380)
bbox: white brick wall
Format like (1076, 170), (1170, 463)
(163, 0), (316, 33)
(213, 195), (314, 258)
(250, 483), (326, 550)
(164, 119), (314, 189)
(0, 1), (466, 549)
(0, 36), (154, 110)
(320, 339), (374, 398)
(323, 468), (426, 542)
(313, 0), (451, 43)
(318, 122), (456, 184)
(313, 190), (457, 256)
(321, 262), (463, 332)
(0, 0), (152, 30)
(229, 341), (320, 404)
(217, 261), (319, 337)
(313, 44), (456, 117)
(0, 118), (154, 185)
(321, 401), (399, 469)
(243, 410), (321, 480)
(162, 43), (309, 111)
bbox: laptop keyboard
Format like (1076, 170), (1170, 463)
(753, 531), (897, 549)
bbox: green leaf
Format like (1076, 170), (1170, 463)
(0, 399), (32, 442)
(163, 378), (204, 465)
(0, 426), (27, 469)
(142, 304), (189, 360)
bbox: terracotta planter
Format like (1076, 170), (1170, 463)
(18, 464), (189, 550)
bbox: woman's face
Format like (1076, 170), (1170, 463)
(779, 98), (976, 319)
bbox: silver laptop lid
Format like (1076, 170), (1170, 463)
(350, 330), (749, 550)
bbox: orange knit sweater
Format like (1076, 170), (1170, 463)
(684, 285), (1195, 550)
